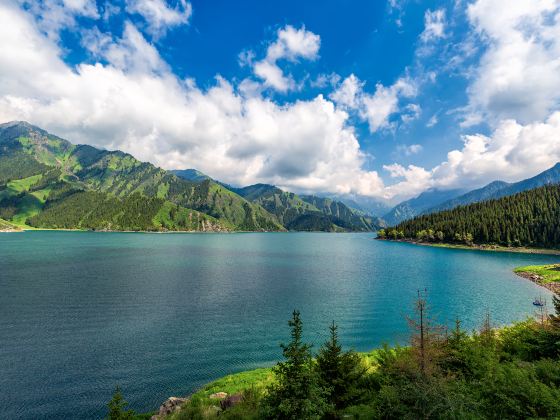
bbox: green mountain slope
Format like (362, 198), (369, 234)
(171, 169), (211, 182)
(225, 183), (381, 231)
(0, 121), (283, 231)
(384, 185), (560, 248)
(299, 195), (381, 231)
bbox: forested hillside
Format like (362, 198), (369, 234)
(224, 183), (381, 232)
(380, 185), (560, 248)
(0, 121), (282, 231)
(428, 163), (560, 214)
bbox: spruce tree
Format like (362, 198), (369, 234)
(107, 386), (134, 420)
(263, 310), (327, 419)
(316, 321), (366, 412)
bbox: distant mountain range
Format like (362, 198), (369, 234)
(0, 121), (381, 232)
(383, 163), (560, 225)
(383, 188), (466, 226)
(430, 163), (560, 213)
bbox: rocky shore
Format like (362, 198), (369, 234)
(514, 270), (560, 294)
(150, 392), (244, 419)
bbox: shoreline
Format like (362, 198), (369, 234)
(376, 237), (560, 256)
(7, 227), (373, 234)
(513, 264), (560, 295)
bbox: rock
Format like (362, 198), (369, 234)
(209, 392), (228, 399)
(220, 393), (243, 410)
(150, 396), (189, 420)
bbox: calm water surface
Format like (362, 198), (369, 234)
(1, 231), (558, 419)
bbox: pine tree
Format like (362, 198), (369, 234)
(263, 310), (327, 419)
(107, 386), (134, 420)
(316, 322), (367, 412)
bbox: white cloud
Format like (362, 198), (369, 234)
(382, 164), (433, 199)
(380, 112), (560, 199)
(329, 74), (363, 109)
(464, 0), (560, 125)
(431, 113), (560, 188)
(83, 22), (170, 74)
(421, 9), (446, 43)
(126, 0), (192, 38)
(0, 2), (387, 199)
(397, 144), (423, 156)
(18, 0), (99, 39)
(426, 113), (438, 127)
(252, 25), (320, 92)
(330, 74), (417, 133)
(401, 103), (421, 123)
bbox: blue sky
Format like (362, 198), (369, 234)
(2, 0), (560, 204)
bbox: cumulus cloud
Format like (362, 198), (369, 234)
(126, 0), (192, 38)
(464, 0), (560, 125)
(381, 112), (560, 198)
(0, 1), (386, 199)
(382, 164), (433, 199)
(252, 25), (320, 92)
(432, 113), (560, 188)
(330, 74), (417, 132)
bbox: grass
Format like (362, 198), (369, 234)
(11, 194), (43, 225)
(0, 218), (20, 231)
(164, 368), (274, 420)
(8, 174), (42, 192)
(514, 264), (560, 284)
(159, 350), (384, 419)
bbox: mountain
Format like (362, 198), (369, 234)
(328, 194), (392, 217)
(298, 195), (382, 231)
(430, 163), (560, 213)
(227, 183), (381, 232)
(0, 121), (283, 231)
(171, 169), (211, 182)
(384, 184), (560, 248)
(383, 188), (466, 226)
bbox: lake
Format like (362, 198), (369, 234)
(0, 231), (558, 419)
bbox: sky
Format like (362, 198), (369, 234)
(1, 0), (560, 204)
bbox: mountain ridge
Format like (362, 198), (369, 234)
(0, 121), (283, 231)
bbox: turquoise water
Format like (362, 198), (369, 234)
(0, 231), (558, 419)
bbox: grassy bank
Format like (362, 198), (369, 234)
(514, 264), (560, 294)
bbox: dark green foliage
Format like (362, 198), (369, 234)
(107, 386), (135, 420)
(316, 322), (367, 412)
(0, 152), (50, 184)
(389, 185), (560, 248)
(263, 311), (328, 419)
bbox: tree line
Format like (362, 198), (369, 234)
(379, 185), (560, 248)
